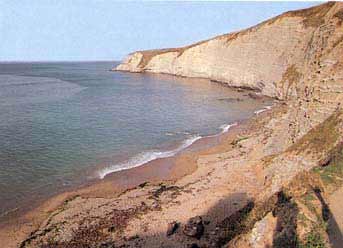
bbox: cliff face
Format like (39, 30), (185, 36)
(116, 2), (343, 100)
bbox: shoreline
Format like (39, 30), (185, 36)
(5, 97), (343, 247)
(0, 72), (273, 226)
(97, 122), (240, 180)
(0, 97), (277, 247)
(94, 73), (275, 180)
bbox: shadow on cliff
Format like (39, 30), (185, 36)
(37, 192), (255, 248)
(313, 187), (343, 248)
(35, 189), (343, 248)
(104, 191), (293, 248)
(271, 191), (299, 248)
(122, 189), (343, 248)
(121, 191), (300, 248)
(126, 192), (256, 248)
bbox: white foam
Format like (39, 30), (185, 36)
(254, 105), (272, 115)
(98, 121), (239, 179)
(98, 135), (201, 179)
(220, 122), (238, 133)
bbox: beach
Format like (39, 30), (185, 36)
(0, 98), (278, 247)
(2, 81), (343, 247)
(0, 66), (275, 247)
(0, 62), (272, 221)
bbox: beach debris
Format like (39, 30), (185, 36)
(218, 97), (243, 102)
(151, 201), (161, 210)
(188, 243), (200, 248)
(183, 216), (205, 239)
(204, 219), (211, 225)
(99, 241), (115, 248)
(248, 92), (263, 99)
(138, 181), (148, 188)
(140, 201), (148, 211)
(107, 225), (115, 232)
(126, 234), (140, 241)
(166, 221), (179, 236)
(152, 184), (180, 198)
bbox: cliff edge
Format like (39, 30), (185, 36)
(115, 2), (343, 101)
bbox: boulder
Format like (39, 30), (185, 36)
(166, 221), (179, 236)
(183, 216), (205, 239)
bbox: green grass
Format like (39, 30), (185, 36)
(231, 136), (249, 146)
(304, 193), (315, 202)
(334, 10), (343, 21)
(288, 111), (341, 155)
(298, 230), (326, 248)
(313, 147), (343, 191)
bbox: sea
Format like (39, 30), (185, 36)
(0, 61), (272, 220)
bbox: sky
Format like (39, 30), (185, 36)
(0, 1), (320, 62)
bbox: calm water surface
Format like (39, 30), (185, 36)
(0, 62), (272, 218)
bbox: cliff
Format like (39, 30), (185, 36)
(115, 2), (343, 101)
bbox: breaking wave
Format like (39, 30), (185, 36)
(98, 135), (201, 179)
(98, 122), (239, 179)
(254, 105), (272, 115)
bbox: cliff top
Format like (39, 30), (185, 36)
(132, 2), (340, 62)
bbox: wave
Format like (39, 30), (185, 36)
(0, 74), (86, 107)
(220, 122), (238, 133)
(98, 135), (201, 179)
(98, 122), (239, 179)
(254, 105), (272, 115)
(0, 74), (82, 87)
(0, 207), (19, 219)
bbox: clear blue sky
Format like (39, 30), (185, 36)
(0, 1), (320, 62)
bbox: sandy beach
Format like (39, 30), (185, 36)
(2, 87), (343, 247)
(0, 97), (277, 247)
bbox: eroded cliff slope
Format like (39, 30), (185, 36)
(116, 2), (343, 101)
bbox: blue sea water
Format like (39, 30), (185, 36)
(0, 61), (271, 218)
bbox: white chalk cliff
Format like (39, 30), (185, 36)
(115, 2), (343, 101)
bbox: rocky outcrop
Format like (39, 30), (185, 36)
(115, 2), (343, 101)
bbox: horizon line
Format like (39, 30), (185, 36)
(0, 59), (121, 63)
